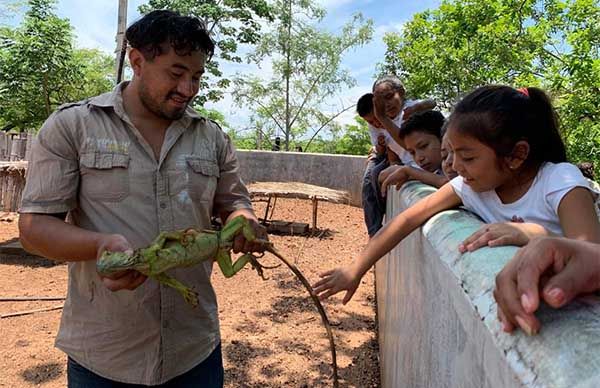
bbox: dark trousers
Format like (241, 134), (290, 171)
(362, 155), (389, 237)
(67, 343), (224, 388)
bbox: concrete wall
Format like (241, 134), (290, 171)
(376, 181), (600, 388)
(0, 151), (367, 212)
(236, 150), (366, 206)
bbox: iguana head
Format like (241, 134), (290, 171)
(96, 250), (139, 276)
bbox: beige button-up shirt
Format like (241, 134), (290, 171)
(19, 83), (253, 385)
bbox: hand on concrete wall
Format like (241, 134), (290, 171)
(494, 237), (600, 335)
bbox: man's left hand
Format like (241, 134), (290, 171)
(232, 216), (268, 254)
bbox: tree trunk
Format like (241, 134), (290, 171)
(115, 0), (128, 82)
(284, 0), (292, 151)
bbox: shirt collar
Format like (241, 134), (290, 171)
(88, 81), (204, 126)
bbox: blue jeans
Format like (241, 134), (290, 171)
(67, 343), (224, 388)
(362, 155), (389, 237)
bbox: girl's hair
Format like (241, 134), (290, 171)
(372, 75), (406, 95)
(447, 85), (566, 166)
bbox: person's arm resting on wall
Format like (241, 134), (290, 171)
(494, 237), (600, 335)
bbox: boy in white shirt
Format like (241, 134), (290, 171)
(357, 93), (399, 237)
(357, 88), (436, 237)
(372, 75), (436, 167)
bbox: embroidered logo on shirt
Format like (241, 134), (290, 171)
(84, 138), (130, 154)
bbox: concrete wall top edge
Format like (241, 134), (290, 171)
(236, 149), (367, 160)
(393, 181), (600, 388)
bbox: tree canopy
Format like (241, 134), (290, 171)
(0, 0), (113, 132)
(232, 0), (373, 151)
(139, 0), (274, 104)
(380, 0), (600, 164)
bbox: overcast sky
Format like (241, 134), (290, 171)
(5, 0), (442, 135)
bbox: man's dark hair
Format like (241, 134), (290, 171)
(356, 93), (374, 117)
(126, 10), (215, 60)
(399, 110), (445, 140)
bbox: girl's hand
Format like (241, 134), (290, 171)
(373, 93), (387, 121)
(459, 222), (549, 253)
(313, 265), (361, 304)
(381, 166), (412, 196)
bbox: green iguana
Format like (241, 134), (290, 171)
(96, 215), (339, 387)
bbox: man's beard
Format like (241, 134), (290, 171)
(139, 84), (188, 121)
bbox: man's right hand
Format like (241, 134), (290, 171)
(494, 237), (600, 335)
(96, 234), (147, 291)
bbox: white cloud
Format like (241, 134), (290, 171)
(374, 21), (405, 39)
(317, 0), (355, 10)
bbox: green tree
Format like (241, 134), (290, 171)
(139, 0), (274, 104)
(232, 0), (373, 151)
(380, 0), (600, 165)
(0, 0), (113, 132)
(332, 117), (371, 155)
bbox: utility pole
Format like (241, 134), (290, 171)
(115, 0), (128, 83)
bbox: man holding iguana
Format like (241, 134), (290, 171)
(18, 10), (264, 387)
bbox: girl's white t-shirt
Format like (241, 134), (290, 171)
(450, 162), (599, 236)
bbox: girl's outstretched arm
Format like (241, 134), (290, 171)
(314, 183), (461, 303)
(558, 187), (600, 242)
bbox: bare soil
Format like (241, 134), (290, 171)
(0, 199), (379, 387)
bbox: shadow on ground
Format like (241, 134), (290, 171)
(21, 362), (63, 384)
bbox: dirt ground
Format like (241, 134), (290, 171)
(0, 199), (379, 387)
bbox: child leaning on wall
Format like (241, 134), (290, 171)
(380, 110), (449, 192)
(372, 75), (437, 185)
(315, 85), (600, 304)
(357, 92), (403, 237)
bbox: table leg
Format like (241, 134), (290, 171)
(269, 196), (278, 220)
(262, 196), (272, 225)
(312, 198), (318, 232)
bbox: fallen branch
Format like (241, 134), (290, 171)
(0, 296), (66, 302)
(264, 246), (339, 388)
(1, 304), (64, 319)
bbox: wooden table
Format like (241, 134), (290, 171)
(246, 181), (350, 231)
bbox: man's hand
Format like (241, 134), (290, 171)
(459, 222), (549, 253)
(96, 234), (147, 291)
(494, 237), (600, 335)
(232, 216), (268, 254)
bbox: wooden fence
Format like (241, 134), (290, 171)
(0, 162), (27, 212)
(0, 132), (34, 161)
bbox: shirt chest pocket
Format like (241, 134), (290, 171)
(79, 152), (130, 202)
(169, 157), (220, 203)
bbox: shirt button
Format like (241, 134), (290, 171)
(160, 202), (167, 209)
